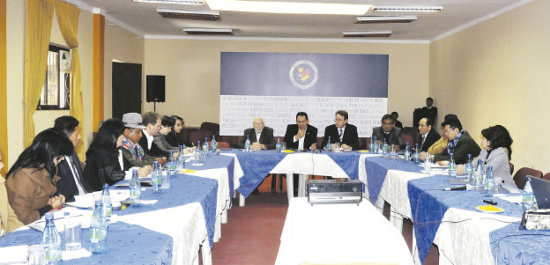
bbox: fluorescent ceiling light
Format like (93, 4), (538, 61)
(206, 0), (371, 15)
(157, 8), (221, 20)
(343, 30), (392, 37)
(372, 6), (443, 12)
(183, 27), (233, 34)
(133, 0), (205, 5)
(355, 15), (417, 23)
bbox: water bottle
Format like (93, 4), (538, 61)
(414, 143), (420, 163)
(373, 136), (379, 153)
(42, 212), (62, 263)
(484, 165), (495, 197)
(448, 153), (457, 177)
(167, 150), (176, 170)
(523, 176), (536, 211)
(244, 135), (251, 152)
(152, 161), (162, 193)
(89, 200), (107, 254)
(275, 137), (281, 152)
(326, 136), (332, 151)
(369, 139), (374, 153)
(404, 142), (411, 161)
(465, 154), (474, 183)
(211, 135), (217, 151)
(101, 183), (112, 225)
(474, 159), (484, 192)
(382, 138), (388, 157)
(177, 145), (185, 169)
(129, 169), (141, 206)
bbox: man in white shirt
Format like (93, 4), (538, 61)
(284, 112), (318, 151)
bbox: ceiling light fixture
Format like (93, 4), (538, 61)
(372, 6), (443, 13)
(157, 8), (221, 20)
(206, 0), (371, 15)
(133, 0), (205, 5)
(355, 15), (417, 23)
(183, 27), (233, 35)
(343, 30), (392, 37)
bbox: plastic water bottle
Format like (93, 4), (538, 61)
(102, 183), (112, 225)
(275, 137), (281, 152)
(152, 161), (162, 193)
(474, 159), (484, 192)
(373, 136), (379, 153)
(326, 136), (332, 151)
(523, 176), (536, 210)
(167, 150), (176, 170)
(465, 154), (474, 183)
(89, 200), (107, 254)
(404, 142), (411, 161)
(448, 153), (457, 177)
(414, 143), (420, 163)
(129, 169), (141, 206)
(244, 135), (251, 152)
(211, 135), (217, 152)
(484, 165), (495, 197)
(42, 212), (62, 263)
(382, 138), (388, 157)
(203, 137), (209, 154)
(369, 139), (374, 153)
(177, 145), (185, 169)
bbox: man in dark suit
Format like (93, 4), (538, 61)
(430, 118), (481, 164)
(321, 110), (360, 151)
(139, 111), (169, 158)
(238, 117), (276, 150)
(372, 114), (403, 150)
(53, 116), (92, 202)
(417, 117), (440, 152)
(422, 97), (438, 126)
(284, 112), (318, 151)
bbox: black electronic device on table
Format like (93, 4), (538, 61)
(307, 179), (363, 205)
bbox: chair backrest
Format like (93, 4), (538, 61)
(513, 167), (543, 189)
(216, 141), (231, 149)
(509, 162), (515, 176)
(543, 173), (550, 181)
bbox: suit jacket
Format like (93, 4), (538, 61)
(283, 124), (318, 150)
(139, 133), (169, 158)
(417, 129), (441, 152)
(434, 130), (481, 164)
(372, 127), (403, 147)
(1, 176), (23, 235)
(56, 152), (92, 202)
(322, 124), (360, 150)
(5, 168), (60, 225)
(238, 127), (276, 150)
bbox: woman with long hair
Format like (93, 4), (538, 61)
(5, 129), (73, 224)
(473, 125), (514, 185)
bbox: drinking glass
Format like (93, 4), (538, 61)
(27, 245), (45, 265)
(161, 169), (171, 189)
(64, 220), (82, 251)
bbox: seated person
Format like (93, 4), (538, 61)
(139, 112), (169, 158)
(284, 112), (318, 151)
(53, 116), (92, 202)
(423, 118), (481, 164)
(458, 125), (514, 185)
(84, 118), (153, 192)
(322, 110), (360, 151)
(5, 129), (72, 224)
(427, 114), (458, 155)
(372, 114), (403, 150)
(417, 117), (440, 152)
(238, 117), (276, 150)
(391, 112), (403, 129)
(118, 113), (162, 168)
(166, 115), (184, 147)
(154, 115), (179, 153)
(1, 148), (23, 236)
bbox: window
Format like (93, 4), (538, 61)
(37, 44), (70, 110)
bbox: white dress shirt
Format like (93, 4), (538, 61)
(65, 155), (86, 195)
(294, 128), (307, 151)
(143, 130), (154, 150)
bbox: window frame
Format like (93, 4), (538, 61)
(36, 44), (71, 111)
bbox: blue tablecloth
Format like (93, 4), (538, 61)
(364, 156), (423, 203)
(490, 222), (550, 264)
(117, 174), (218, 248)
(232, 150), (287, 197)
(407, 175), (524, 264)
(187, 154), (235, 200)
(325, 152), (360, 180)
(0, 222), (173, 264)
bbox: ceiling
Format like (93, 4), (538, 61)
(68, 0), (529, 41)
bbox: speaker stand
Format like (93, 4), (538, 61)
(153, 100), (157, 112)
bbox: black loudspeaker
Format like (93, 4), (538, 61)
(146, 75), (165, 102)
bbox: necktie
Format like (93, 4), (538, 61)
(339, 128), (343, 142)
(420, 135), (426, 150)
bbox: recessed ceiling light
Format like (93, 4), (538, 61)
(157, 8), (221, 21)
(133, 0), (205, 5)
(343, 31), (392, 37)
(372, 6), (443, 13)
(355, 15), (417, 24)
(206, 0), (371, 15)
(183, 27), (233, 35)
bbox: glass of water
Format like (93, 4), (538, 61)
(27, 245), (45, 265)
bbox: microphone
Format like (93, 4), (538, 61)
(443, 185), (467, 191)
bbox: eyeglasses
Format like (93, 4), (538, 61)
(445, 128), (455, 134)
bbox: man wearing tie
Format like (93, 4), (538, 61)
(53, 116), (92, 202)
(372, 114), (403, 150)
(284, 112), (318, 151)
(238, 117), (276, 150)
(321, 110), (360, 151)
(417, 117), (440, 152)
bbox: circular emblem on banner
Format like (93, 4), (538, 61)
(289, 60), (318, 90)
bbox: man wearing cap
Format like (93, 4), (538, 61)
(119, 113), (160, 167)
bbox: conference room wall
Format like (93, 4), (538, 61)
(103, 22), (145, 120)
(143, 39), (430, 128)
(430, 0), (549, 172)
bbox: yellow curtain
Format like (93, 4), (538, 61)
(56, 1), (84, 159)
(24, 0), (55, 147)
